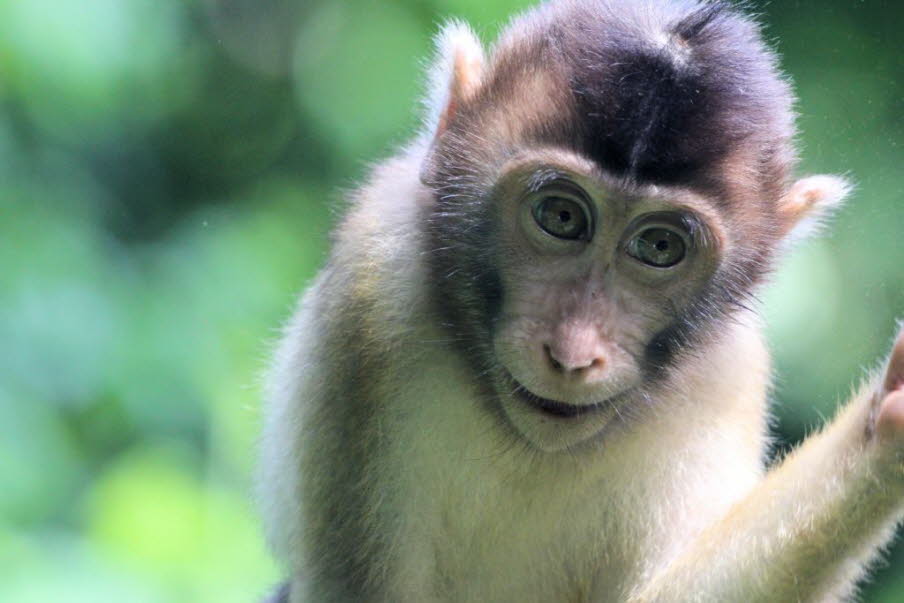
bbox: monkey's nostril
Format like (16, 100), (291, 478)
(544, 344), (564, 372)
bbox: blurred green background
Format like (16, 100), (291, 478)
(0, 0), (900, 601)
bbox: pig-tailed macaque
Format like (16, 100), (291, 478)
(257, 1), (904, 601)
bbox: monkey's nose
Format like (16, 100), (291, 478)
(544, 343), (606, 376)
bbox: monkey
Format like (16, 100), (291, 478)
(257, 1), (904, 601)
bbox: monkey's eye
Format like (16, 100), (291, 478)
(627, 227), (687, 268)
(532, 196), (591, 241)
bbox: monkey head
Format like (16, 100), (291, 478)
(420, 2), (849, 451)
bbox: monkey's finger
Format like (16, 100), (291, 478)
(877, 390), (904, 443)
(883, 327), (904, 395)
(877, 329), (904, 442)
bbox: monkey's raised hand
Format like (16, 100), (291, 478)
(630, 328), (904, 603)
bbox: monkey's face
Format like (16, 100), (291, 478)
(422, 3), (805, 451)
(486, 152), (725, 451)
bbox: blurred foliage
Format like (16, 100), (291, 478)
(0, 0), (901, 600)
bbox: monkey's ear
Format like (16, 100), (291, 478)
(777, 175), (852, 241)
(423, 21), (485, 138)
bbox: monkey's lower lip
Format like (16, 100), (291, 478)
(507, 377), (608, 419)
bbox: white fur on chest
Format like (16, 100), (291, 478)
(378, 336), (767, 602)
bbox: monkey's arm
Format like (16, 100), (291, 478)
(630, 329), (904, 603)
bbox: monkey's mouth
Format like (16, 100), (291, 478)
(506, 376), (608, 418)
